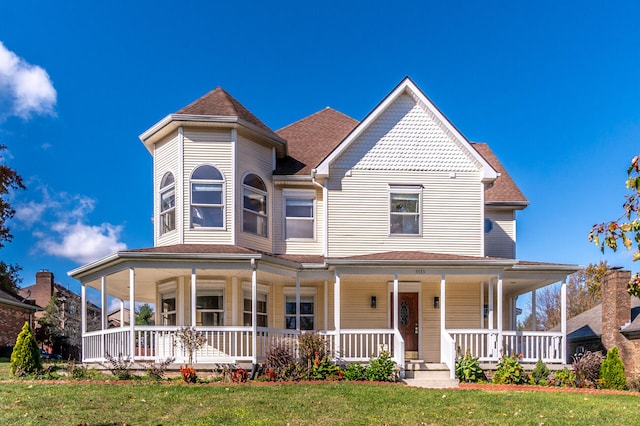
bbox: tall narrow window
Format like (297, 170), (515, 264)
(196, 288), (224, 326)
(160, 291), (177, 326)
(243, 291), (268, 327)
(285, 295), (315, 330)
(242, 174), (268, 237)
(191, 165), (224, 228)
(389, 187), (421, 235)
(284, 195), (315, 239)
(159, 172), (175, 234)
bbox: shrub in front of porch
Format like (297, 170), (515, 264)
(529, 359), (551, 386)
(492, 354), (527, 385)
(455, 351), (486, 383)
(572, 351), (603, 388)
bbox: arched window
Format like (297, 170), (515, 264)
(242, 174), (268, 237)
(159, 172), (175, 234)
(191, 165), (224, 228)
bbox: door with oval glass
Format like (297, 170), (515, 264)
(390, 292), (419, 359)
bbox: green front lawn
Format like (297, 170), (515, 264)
(0, 380), (639, 425)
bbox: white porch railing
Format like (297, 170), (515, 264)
(441, 331), (456, 379)
(83, 327), (400, 364)
(320, 329), (396, 361)
(448, 329), (564, 364)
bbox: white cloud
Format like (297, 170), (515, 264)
(40, 221), (126, 264)
(0, 41), (57, 119)
(14, 185), (127, 264)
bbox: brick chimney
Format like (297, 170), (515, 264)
(601, 268), (635, 378)
(31, 270), (55, 309)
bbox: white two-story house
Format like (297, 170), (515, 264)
(69, 78), (578, 377)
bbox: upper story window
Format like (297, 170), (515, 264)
(284, 190), (315, 240)
(191, 165), (224, 228)
(389, 186), (421, 235)
(159, 172), (176, 235)
(242, 174), (268, 237)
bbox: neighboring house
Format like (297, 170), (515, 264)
(107, 307), (131, 328)
(69, 77), (578, 377)
(0, 287), (39, 356)
(562, 269), (640, 380)
(19, 270), (101, 359)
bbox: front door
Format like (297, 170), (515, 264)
(390, 292), (419, 359)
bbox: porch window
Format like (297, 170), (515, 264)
(191, 165), (224, 228)
(159, 172), (176, 235)
(243, 291), (268, 327)
(285, 295), (315, 330)
(196, 288), (224, 326)
(389, 186), (421, 235)
(284, 194), (315, 240)
(242, 174), (268, 237)
(160, 291), (177, 326)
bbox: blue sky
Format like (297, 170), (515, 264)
(0, 1), (638, 301)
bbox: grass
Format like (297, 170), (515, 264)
(1, 362), (640, 425)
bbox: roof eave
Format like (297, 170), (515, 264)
(485, 201), (530, 210)
(326, 258), (517, 268)
(139, 114), (287, 154)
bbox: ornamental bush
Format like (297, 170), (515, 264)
(455, 351), (485, 383)
(600, 346), (626, 390)
(492, 354), (527, 385)
(10, 322), (42, 376)
(530, 358), (551, 386)
(573, 351), (603, 387)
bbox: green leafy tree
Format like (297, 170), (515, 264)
(135, 303), (154, 325)
(599, 346), (626, 390)
(10, 322), (42, 376)
(0, 261), (22, 293)
(589, 154), (640, 295)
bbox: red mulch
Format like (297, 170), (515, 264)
(458, 382), (636, 396)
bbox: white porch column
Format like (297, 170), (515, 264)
(231, 277), (238, 325)
(101, 276), (107, 330)
(334, 272), (341, 357)
(323, 280), (328, 331)
(561, 278), (567, 364)
(101, 276), (107, 359)
(119, 299), (125, 328)
(497, 272), (503, 356)
(488, 280), (494, 330)
(531, 289), (537, 331)
(393, 274), (399, 330)
(129, 268), (135, 359)
(295, 276), (301, 332)
(81, 283), (86, 361)
(480, 282), (485, 328)
(440, 273), (446, 335)
(191, 268), (197, 327)
(251, 259), (257, 364)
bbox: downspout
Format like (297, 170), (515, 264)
(311, 169), (328, 258)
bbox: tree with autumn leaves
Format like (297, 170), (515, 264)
(589, 154), (640, 296)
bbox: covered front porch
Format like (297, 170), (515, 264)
(69, 247), (577, 378)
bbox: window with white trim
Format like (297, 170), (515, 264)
(196, 287), (224, 326)
(284, 190), (315, 239)
(160, 290), (177, 326)
(242, 174), (268, 237)
(284, 291), (315, 330)
(389, 186), (421, 235)
(159, 172), (176, 234)
(243, 291), (268, 327)
(191, 165), (224, 228)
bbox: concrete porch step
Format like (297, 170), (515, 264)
(402, 361), (459, 388)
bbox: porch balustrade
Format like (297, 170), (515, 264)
(448, 329), (564, 363)
(82, 327), (401, 364)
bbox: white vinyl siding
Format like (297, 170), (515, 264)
(236, 136), (273, 252)
(484, 210), (516, 258)
(327, 170), (483, 257)
(154, 133), (180, 246)
(182, 128), (233, 244)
